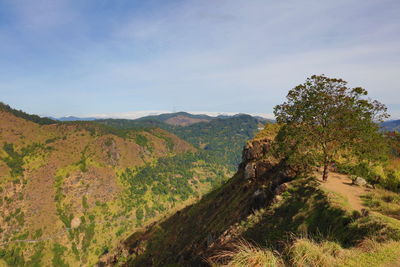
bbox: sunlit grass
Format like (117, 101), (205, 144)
(362, 189), (400, 219)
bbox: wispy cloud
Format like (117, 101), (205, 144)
(0, 0), (399, 118)
(6, 0), (77, 31)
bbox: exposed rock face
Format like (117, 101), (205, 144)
(241, 139), (274, 181)
(242, 139), (271, 162)
(244, 162), (256, 179)
(104, 137), (120, 166)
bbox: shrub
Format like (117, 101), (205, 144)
(52, 243), (69, 267)
(136, 207), (144, 221)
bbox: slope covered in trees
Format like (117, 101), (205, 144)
(0, 102), (56, 125)
(0, 105), (231, 266)
(98, 114), (268, 170)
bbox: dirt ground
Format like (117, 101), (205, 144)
(318, 172), (371, 211)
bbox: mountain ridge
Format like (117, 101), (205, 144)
(382, 119), (400, 132)
(0, 105), (233, 266)
(99, 128), (400, 267)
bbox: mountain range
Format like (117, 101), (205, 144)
(1, 101), (400, 266)
(0, 102), (266, 266)
(381, 120), (400, 132)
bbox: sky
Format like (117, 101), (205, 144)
(0, 0), (399, 119)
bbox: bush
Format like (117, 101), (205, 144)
(0, 247), (25, 266)
(52, 243), (69, 267)
(337, 162), (400, 192)
(136, 207), (144, 221)
(135, 134), (150, 148)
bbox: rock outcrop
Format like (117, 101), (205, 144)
(240, 139), (274, 180)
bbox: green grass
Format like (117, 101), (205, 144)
(221, 177), (400, 267)
(208, 237), (400, 267)
(339, 241), (400, 267)
(362, 189), (400, 219)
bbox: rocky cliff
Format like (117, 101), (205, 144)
(98, 136), (296, 266)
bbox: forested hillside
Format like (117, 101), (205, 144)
(0, 102), (56, 125)
(98, 114), (268, 170)
(0, 105), (231, 266)
(136, 112), (213, 126)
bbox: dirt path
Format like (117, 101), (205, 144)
(318, 172), (371, 211)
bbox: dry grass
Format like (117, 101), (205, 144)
(209, 237), (400, 267)
(254, 123), (281, 141)
(208, 239), (283, 267)
(287, 238), (343, 267)
(388, 158), (400, 171)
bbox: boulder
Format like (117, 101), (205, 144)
(244, 162), (256, 179)
(353, 177), (367, 187)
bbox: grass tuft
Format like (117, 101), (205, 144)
(208, 239), (283, 267)
(287, 238), (342, 267)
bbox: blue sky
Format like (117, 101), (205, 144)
(0, 0), (399, 119)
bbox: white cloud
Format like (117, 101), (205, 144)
(1, 0), (399, 118)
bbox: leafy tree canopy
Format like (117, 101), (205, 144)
(273, 75), (389, 180)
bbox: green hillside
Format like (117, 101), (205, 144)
(0, 106), (232, 266)
(98, 114), (267, 170)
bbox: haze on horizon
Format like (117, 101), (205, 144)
(0, 0), (399, 119)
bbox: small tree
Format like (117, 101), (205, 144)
(274, 75), (389, 180)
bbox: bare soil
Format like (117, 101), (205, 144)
(318, 172), (371, 211)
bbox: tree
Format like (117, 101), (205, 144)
(274, 75), (389, 181)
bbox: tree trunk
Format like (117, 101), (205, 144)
(322, 161), (329, 181)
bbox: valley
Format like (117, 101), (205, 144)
(0, 103), (259, 266)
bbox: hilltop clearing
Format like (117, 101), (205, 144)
(319, 172), (369, 211)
